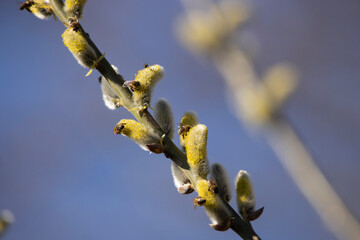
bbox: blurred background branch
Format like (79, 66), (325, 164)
(176, 0), (360, 239)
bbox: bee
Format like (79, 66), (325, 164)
(19, 0), (34, 12)
(68, 18), (80, 32)
(178, 124), (191, 136)
(207, 180), (218, 194)
(124, 80), (140, 92)
(113, 123), (125, 134)
(19, 0), (53, 20)
(193, 196), (206, 208)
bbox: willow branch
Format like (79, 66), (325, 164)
(43, 2), (261, 239)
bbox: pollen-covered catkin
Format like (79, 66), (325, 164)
(196, 180), (232, 231)
(210, 163), (232, 203)
(154, 98), (174, 139)
(185, 124), (210, 180)
(100, 65), (123, 110)
(178, 111), (199, 151)
(114, 119), (160, 152)
(62, 28), (97, 68)
(235, 170), (256, 217)
(64, 0), (87, 19)
(125, 64), (164, 110)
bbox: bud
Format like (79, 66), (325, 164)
(154, 99), (174, 139)
(123, 64), (164, 110)
(185, 124), (209, 180)
(178, 111), (199, 151)
(209, 163), (232, 203)
(194, 180), (232, 231)
(64, 0), (87, 19)
(62, 28), (98, 69)
(235, 170), (264, 221)
(99, 65), (123, 110)
(114, 119), (163, 153)
(20, 0), (53, 20)
(170, 162), (193, 194)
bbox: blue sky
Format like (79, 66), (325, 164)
(1, 0), (360, 239)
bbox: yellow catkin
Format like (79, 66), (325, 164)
(180, 112), (199, 127)
(134, 65), (163, 88)
(115, 119), (159, 152)
(185, 124), (209, 179)
(236, 177), (252, 203)
(64, 0), (87, 18)
(235, 170), (255, 211)
(131, 64), (164, 109)
(179, 112), (199, 149)
(62, 28), (87, 53)
(62, 28), (97, 68)
(117, 119), (149, 142)
(197, 180), (217, 208)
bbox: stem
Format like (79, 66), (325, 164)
(31, 4), (261, 239)
(49, 0), (68, 26)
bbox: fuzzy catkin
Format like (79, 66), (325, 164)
(185, 124), (210, 180)
(62, 28), (97, 68)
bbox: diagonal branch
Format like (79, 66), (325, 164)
(44, 1), (261, 239)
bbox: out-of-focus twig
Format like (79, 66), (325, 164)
(176, 0), (360, 239)
(269, 120), (360, 240)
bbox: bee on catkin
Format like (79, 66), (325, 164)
(123, 64), (164, 111)
(64, 0), (87, 19)
(62, 27), (98, 69)
(193, 180), (233, 231)
(185, 124), (210, 180)
(178, 111), (199, 151)
(154, 98), (174, 139)
(20, 0), (53, 20)
(114, 119), (164, 154)
(235, 170), (264, 221)
(99, 65), (123, 110)
(209, 163), (232, 203)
